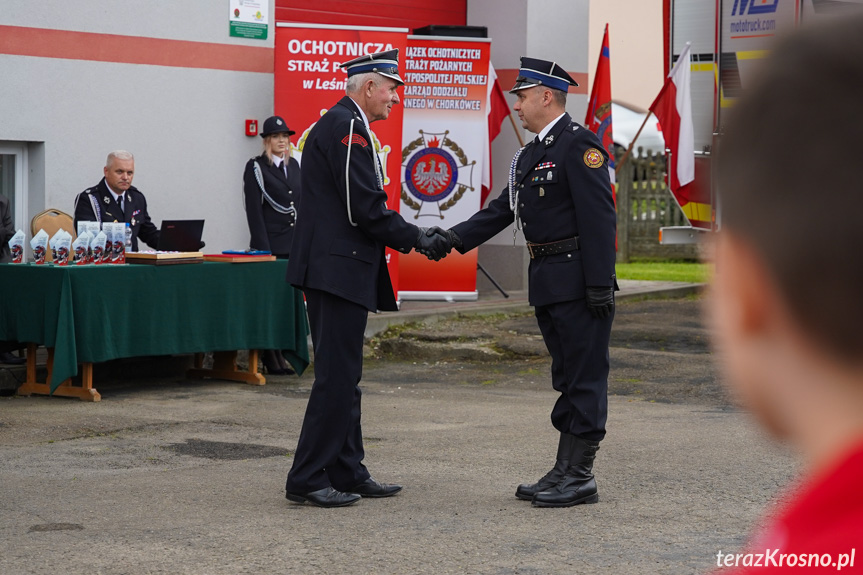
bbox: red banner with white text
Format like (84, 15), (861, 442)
(398, 36), (491, 300)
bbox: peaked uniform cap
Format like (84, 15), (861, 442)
(510, 57), (578, 93)
(340, 49), (405, 86)
(260, 115), (295, 138)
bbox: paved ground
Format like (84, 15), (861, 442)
(0, 284), (799, 575)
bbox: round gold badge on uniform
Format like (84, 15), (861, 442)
(584, 148), (604, 169)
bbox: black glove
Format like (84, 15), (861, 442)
(586, 286), (614, 319)
(427, 226), (463, 253)
(414, 227), (450, 261)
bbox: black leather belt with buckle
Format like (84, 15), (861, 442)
(526, 237), (580, 258)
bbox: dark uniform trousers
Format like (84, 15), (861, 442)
(285, 288), (370, 492)
(451, 113), (617, 444)
(536, 299), (613, 442)
(284, 97), (420, 494)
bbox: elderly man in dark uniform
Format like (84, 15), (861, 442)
(73, 150), (160, 251)
(438, 57), (617, 508)
(284, 49), (449, 508)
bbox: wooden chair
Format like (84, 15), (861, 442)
(30, 209), (76, 262)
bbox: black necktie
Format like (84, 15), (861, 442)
(118, 196), (124, 213)
(529, 136), (543, 166)
(281, 162), (288, 178)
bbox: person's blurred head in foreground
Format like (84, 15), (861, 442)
(713, 11), (863, 472)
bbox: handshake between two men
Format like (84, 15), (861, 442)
(413, 226), (462, 261)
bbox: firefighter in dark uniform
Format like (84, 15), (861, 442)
(73, 150), (160, 251)
(242, 115), (300, 257)
(440, 57), (618, 508)
(284, 49), (449, 508)
(243, 115), (301, 375)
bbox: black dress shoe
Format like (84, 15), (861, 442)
(346, 477), (402, 498)
(0, 352), (26, 365)
(285, 486), (360, 508)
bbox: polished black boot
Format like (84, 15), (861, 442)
(515, 433), (577, 501)
(532, 436), (600, 508)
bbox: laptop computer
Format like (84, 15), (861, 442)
(156, 220), (204, 252)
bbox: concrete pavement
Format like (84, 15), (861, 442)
(366, 279), (703, 337)
(0, 282), (800, 575)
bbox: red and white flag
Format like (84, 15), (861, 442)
(482, 63), (511, 205)
(585, 24), (615, 184)
(649, 42), (695, 194)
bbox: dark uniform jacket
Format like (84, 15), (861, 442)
(286, 97), (419, 312)
(452, 113), (617, 307)
(73, 178), (160, 251)
(0, 194), (14, 263)
(242, 154), (301, 255)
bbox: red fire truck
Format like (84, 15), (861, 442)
(658, 0), (861, 244)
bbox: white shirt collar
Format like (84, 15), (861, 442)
(272, 155), (284, 168)
(105, 181), (124, 203)
(348, 97), (371, 131)
(536, 113), (566, 143)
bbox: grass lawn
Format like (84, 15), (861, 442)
(615, 260), (712, 283)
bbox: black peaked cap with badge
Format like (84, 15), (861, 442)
(260, 115), (296, 137)
(340, 49), (405, 85)
(510, 57), (578, 93)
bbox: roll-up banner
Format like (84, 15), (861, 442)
(274, 23), (408, 295)
(274, 25), (491, 302)
(398, 36), (491, 301)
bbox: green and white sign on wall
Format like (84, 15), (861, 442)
(229, 0), (269, 40)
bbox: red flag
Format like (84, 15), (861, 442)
(482, 63), (511, 205)
(649, 42), (709, 228)
(585, 24), (615, 181)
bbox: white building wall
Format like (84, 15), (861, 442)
(589, 0), (664, 110)
(0, 0), (276, 252)
(1, 0), (616, 275)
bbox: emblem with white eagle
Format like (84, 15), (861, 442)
(401, 130), (475, 219)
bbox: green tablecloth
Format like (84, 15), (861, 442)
(0, 260), (309, 392)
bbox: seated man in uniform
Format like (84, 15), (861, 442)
(73, 150), (160, 251)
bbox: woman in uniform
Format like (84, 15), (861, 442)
(243, 115), (302, 375)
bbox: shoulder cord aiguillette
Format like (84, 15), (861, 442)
(86, 192), (103, 225)
(344, 118), (358, 227)
(508, 146), (526, 245)
(253, 161), (295, 217)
